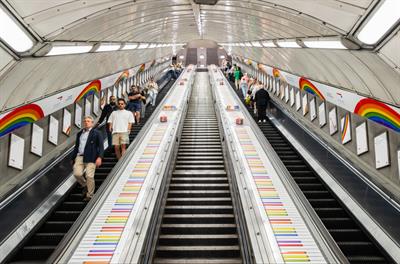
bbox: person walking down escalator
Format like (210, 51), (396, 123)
(254, 85), (270, 123)
(240, 73), (249, 98)
(96, 96), (117, 149)
(146, 77), (159, 108)
(127, 86), (145, 124)
(71, 116), (104, 202)
(234, 65), (241, 90)
(108, 99), (135, 160)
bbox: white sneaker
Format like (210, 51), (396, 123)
(263, 119), (267, 123)
(258, 120), (261, 123)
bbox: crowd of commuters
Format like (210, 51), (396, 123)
(71, 75), (167, 202)
(222, 62), (270, 123)
(167, 62), (183, 80)
(71, 63), (267, 202)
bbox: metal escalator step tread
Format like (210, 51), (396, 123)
(346, 255), (387, 262)
(153, 258), (242, 263)
(157, 245), (240, 251)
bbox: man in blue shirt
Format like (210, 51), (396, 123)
(71, 116), (104, 201)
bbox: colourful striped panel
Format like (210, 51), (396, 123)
(235, 126), (325, 263)
(70, 124), (168, 263)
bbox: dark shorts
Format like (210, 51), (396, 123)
(128, 102), (141, 112)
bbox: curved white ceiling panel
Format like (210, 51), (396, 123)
(0, 46), (16, 76)
(1, 0), (399, 108)
(0, 48), (170, 111)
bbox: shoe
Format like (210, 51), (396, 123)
(258, 120), (261, 123)
(83, 196), (92, 202)
(263, 119), (267, 123)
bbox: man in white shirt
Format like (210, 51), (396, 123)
(108, 98), (135, 159)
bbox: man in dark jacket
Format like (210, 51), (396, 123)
(96, 96), (116, 148)
(72, 116), (104, 201)
(254, 86), (270, 123)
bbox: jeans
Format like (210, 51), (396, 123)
(240, 84), (248, 98)
(105, 127), (112, 149)
(149, 90), (158, 106)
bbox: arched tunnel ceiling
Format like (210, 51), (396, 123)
(0, 0), (399, 111)
(4, 0), (375, 42)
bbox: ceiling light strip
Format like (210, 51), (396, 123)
(357, 0), (400, 45)
(0, 6), (34, 52)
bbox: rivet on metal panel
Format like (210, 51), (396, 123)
(144, 207), (147, 210)
(249, 206), (253, 210)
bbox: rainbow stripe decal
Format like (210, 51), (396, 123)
(273, 68), (280, 78)
(0, 104), (44, 137)
(341, 114), (350, 142)
(70, 124), (167, 263)
(137, 63), (145, 74)
(114, 71), (129, 86)
(299, 77), (325, 100)
(354, 98), (400, 132)
(235, 126), (325, 263)
(75, 80), (101, 102)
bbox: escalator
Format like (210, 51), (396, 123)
(153, 71), (242, 264)
(6, 78), (176, 264)
(231, 85), (393, 263)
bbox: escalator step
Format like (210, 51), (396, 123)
(40, 221), (74, 233)
(328, 229), (367, 241)
(29, 233), (65, 245)
(155, 245), (240, 258)
(18, 245), (57, 260)
(158, 234), (238, 246)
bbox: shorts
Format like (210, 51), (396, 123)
(128, 102), (141, 112)
(112, 132), (129, 145)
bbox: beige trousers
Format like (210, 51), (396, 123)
(73, 156), (96, 198)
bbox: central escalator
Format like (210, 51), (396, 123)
(6, 77), (176, 264)
(153, 71), (242, 264)
(230, 82), (393, 264)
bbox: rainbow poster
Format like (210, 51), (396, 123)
(114, 71), (129, 86)
(354, 98), (400, 132)
(0, 104), (44, 137)
(74, 80), (101, 102)
(341, 113), (351, 144)
(273, 68), (280, 78)
(136, 64), (145, 74)
(299, 77), (325, 100)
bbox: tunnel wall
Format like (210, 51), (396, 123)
(235, 59), (400, 202)
(0, 61), (169, 201)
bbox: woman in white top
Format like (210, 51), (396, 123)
(146, 77), (159, 107)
